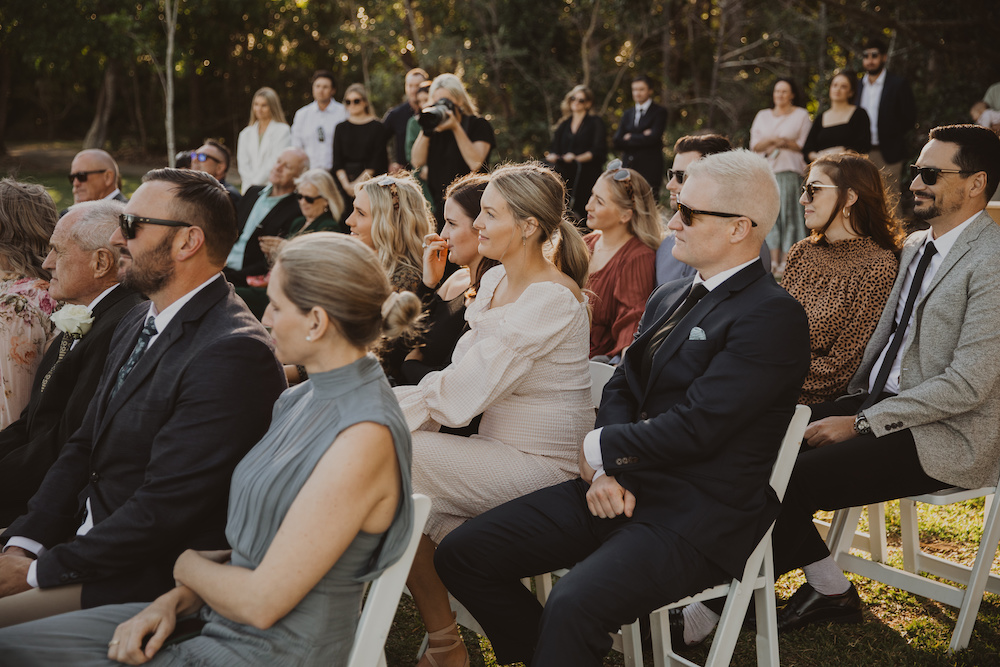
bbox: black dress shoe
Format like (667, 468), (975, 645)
(776, 582), (863, 633)
(667, 608), (705, 649)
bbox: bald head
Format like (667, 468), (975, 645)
(269, 148), (309, 195)
(70, 149), (120, 204)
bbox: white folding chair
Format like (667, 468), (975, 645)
(347, 493), (432, 667)
(825, 486), (1000, 652)
(630, 404), (812, 667)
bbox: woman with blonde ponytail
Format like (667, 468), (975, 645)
(393, 162), (593, 667)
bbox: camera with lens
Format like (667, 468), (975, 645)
(418, 97), (458, 133)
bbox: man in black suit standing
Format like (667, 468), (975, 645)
(224, 147), (308, 287)
(858, 37), (916, 210)
(612, 75), (668, 198)
(0, 169), (286, 627)
(435, 150), (810, 666)
(0, 201), (145, 527)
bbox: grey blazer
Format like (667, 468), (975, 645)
(847, 212), (1000, 489)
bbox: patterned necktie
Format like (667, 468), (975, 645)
(861, 242), (938, 410)
(640, 283), (709, 384)
(39, 333), (73, 394)
(112, 316), (158, 399)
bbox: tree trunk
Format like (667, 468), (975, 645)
(0, 48), (10, 156)
(164, 0), (179, 166)
(402, 0), (423, 60)
(131, 67), (148, 152)
(83, 60), (119, 149)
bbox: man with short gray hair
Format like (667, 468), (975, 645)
(0, 201), (145, 526)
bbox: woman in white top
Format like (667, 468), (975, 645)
(237, 87), (292, 194)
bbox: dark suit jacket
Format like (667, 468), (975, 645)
(0, 285), (146, 526)
(612, 103), (668, 191)
(224, 186), (300, 286)
(869, 71), (916, 164)
(595, 262), (810, 578)
(2, 276), (286, 608)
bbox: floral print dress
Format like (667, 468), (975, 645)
(0, 275), (57, 429)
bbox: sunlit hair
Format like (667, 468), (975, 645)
(295, 169), (345, 221)
(344, 82), (375, 117)
(674, 133), (732, 157)
(247, 87), (287, 126)
(357, 172), (432, 282)
(429, 74), (478, 116)
(929, 124), (1000, 200)
(557, 85), (594, 122)
(487, 162), (590, 289)
(275, 233), (421, 348)
(0, 178), (58, 280)
(444, 172), (498, 293)
(595, 168), (663, 250)
(64, 200), (125, 257)
(684, 149), (780, 239)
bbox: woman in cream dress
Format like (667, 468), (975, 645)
(237, 87), (292, 193)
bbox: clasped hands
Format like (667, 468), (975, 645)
(580, 457), (636, 520)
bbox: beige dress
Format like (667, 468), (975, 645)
(394, 265), (594, 542)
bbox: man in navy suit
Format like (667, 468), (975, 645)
(435, 150), (810, 666)
(613, 75), (668, 198)
(0, 169), (286, 627)
(0, 200), (145, 527)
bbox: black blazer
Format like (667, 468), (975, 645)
(2, 276), (287, 608)
(595, 262), (810, 578)
(224, 186), (301, 286)
(0, 285), (146, 526)
(871, 72), (917, 164)
(612, 103), (668, 191)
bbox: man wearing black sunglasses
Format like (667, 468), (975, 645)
(62, 149), (127, 216)
(188, 140), (241, 210)
(0, 168), (285, 625)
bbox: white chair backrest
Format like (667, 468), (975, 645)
(589, 360), (617, 408)
(769, 405), (811, 500)
(347, 494), (431, 667)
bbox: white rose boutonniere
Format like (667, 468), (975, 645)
(51, 304), (95, 339)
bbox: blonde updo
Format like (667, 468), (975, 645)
(275, 232), (421, 348)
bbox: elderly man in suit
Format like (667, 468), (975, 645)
(435, 150), (810, 666)
(0, 201), (145, 527)
(612, 75), (668, 198)
(725, 124), (1000, 638)
(224, 147), (307, 288)
(61, 149), (128, 217)
(0, 168), (286, 628)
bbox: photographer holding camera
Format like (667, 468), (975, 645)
(411, 74), (496, 229)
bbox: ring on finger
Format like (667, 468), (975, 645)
(109, 640), (121, 647)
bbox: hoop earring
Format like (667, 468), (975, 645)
(843, 206), (851, 218)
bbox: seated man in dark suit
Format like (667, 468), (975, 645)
(223, 147), (308, 287)
(0, 168), (286, 627)
(0, 201), (145, 527)
(434, 149), (811, 666)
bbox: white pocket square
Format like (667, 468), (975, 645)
(688, 327), (707, 341)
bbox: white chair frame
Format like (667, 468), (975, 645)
(347, 493), (432, 667)
(822, 486), (1000, 653)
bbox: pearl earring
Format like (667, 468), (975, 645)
(843, 207), (851, 218)
(305, 335), (312, 341)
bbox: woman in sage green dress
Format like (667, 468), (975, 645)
(0, 233), (422, 666)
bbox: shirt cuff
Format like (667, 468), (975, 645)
(27, 560), (39, 588)
(583, 427), (605, 480)
(4, 536), (46, 558)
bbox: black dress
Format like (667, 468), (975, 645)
(332, 119), (389, 222)
(549, 114), (607, 221)
(802, 107), (872, 160)
(426, 114), (495, 230)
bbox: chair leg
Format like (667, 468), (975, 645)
(620, 620), (643, 667)
(949, 494), (1000, 652)
(533, 573), (553, 605)
(900, 498), (920, 573)
(868, 502), (888, 564)
(753, 550), (779, 667)
(829, 506), (865, 562)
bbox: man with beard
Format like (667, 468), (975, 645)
(0, 169), (286, 627)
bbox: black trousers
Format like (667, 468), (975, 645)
(435, 478), (727, 667)
(770, 395), (945, 576)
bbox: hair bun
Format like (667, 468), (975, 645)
(381, 290), (423, 341)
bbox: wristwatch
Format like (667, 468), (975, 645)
(854, 412), (872, 436)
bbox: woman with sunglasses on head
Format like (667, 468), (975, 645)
(0, 233), (421, 666)
(332, 83), (388, 224)
(802, 70), (871, 163)
(782, 152), (902, 405)
(393, 162), (593, 667)
(583, 160), (659, 362)
(237, 87), (292, 194)
(545, 85), (608, 225)
(750, 78), (813, 274)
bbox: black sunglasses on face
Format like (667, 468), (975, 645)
(68, 169), (109, 185)
(667, 169), (685, 184)
(190, 152), (221, 164)
(800, 182), (840, 203)
(909, 164), (971, 186)
(118, 213), (193, 240)
(294, 192), (325, 204)
(344, 98), (365, 106)
(677, 201), (758, 227)
(569, 96), (588, 103)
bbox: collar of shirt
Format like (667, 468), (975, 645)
(864, 69), (887, 90)
(104, 188), (122, 201)
(695, 257), (758, 292)
(143, 274), (222, 347)
(925, 210), (981, 260)
(635, 100), (652, 116)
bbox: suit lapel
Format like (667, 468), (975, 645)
(918, 213), (992, 308)
(625, 281), (689, 400)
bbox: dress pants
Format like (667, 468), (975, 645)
(435, 478), (727, 667)
(770, 395), (945, 576)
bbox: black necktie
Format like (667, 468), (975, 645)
(112, 316), (157, 399)
(641, 283), (709, 383)
(39, 333), (73, 394)
(861, 242), (937, 410)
